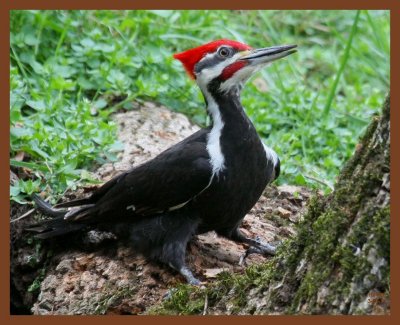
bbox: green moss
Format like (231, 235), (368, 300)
(371, 207), (390, 260)
(28, 267), (46, 293)
(149, 284), (206, 315)
(339, 115), (379, 181)
(152, 261), (281, 315)
(303, 206), (389, 312)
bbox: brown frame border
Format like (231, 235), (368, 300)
(2, 0), (398, 324)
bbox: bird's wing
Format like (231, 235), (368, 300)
(66, 130), (213, 221)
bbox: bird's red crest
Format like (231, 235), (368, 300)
(173, 39), (252, 79)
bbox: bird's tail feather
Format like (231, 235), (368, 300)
(54, 197), (94, 208)
(32, 194), (65, 218)
(27, 217), (84, 239)
(26, 194), (88, 239)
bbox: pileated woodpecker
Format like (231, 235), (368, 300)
(29, 40), (297, 285)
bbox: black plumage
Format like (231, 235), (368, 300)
(28, 40), (296, 284)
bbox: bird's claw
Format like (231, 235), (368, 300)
(179, 266), (203, 286)
(239, 240), (279, 266)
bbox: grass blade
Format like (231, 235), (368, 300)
(10, 159), (49, 172)
(323, 10), (361, 118)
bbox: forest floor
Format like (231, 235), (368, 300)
(10, 102), (316, 315)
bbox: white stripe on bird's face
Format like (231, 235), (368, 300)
(196, 51), (265, 94)
(219, 64), (261, 93)
(195, 51), (245, 93)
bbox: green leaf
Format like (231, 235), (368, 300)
(10, 159), (48, 172)
(80, 38), (95, 48)
(94, 98), (108, 109)
(108, 141), (124, 152)
(24, 32), (39, 46)
(10, 186), (21, 197)
(26, 99), (46, 111)
(294, 174), (307, 186)
(10, 194), (29, 205)
(27, 141), (50, 159)
(10, 127), (33, 138)
(148, 10), (172, 18)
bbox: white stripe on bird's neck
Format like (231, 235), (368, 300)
(203, 90), (226, 176)
(195, 52), (249, 176)
(262, 143), (278, 167)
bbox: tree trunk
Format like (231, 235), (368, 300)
(197, 94), (390, 315)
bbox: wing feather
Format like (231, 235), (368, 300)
(67, 129), (212, 221)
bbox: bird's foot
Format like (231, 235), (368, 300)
(239, 237), (278, 266)
(179, 266), (203, 286)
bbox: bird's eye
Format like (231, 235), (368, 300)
(218, 47), (230, 58)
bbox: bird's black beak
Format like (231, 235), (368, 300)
(240, 44), (297, 65)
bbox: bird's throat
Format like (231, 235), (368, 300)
(204, 86), (256, 177)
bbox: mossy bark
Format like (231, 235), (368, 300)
(244, 94), (390, 314)
(156, 94), (390, 315)
(259, 94), (391, 314)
